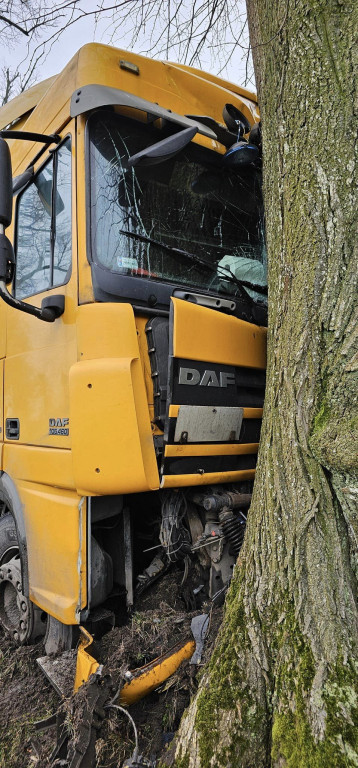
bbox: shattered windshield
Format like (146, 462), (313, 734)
(88, 112), (267, 304)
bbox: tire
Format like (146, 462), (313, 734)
(0, 512), (19, 566)
(0, 512), (47, 643)
(44, 615), (73, 655)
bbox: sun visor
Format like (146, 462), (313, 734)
(70, 84), (217, 140)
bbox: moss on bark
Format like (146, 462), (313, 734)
(272, 657), (358, 768)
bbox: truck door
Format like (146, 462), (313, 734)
(2, 131), (88, 623)
(4, 134), (78, 471)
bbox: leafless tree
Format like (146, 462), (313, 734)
(0, 0), (252, 103)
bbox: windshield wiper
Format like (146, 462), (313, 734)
(118, 228), (268, 297)
(118, 229), (215, 271)
(217, 265), (268, 296)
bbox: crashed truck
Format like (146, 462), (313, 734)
(0, 44), (267, 700)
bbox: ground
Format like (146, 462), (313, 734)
(0, 569), (222, 768)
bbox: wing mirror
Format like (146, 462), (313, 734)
(126, 126), (197, 168)
(0, 137), (15, 285)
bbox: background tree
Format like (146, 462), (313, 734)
(171, 1), (358, 766)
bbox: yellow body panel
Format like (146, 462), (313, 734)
(4, 337), (77, 449)
(172, 297), (267, 368)
(76, 301), (141, 360)
(161, 469), (256, 489)
(70, 357), (159, 495)
(76, 116), (94, 306)
(3, 444), (75, 489)
(15, 482), (86, 623)
(0, 360), (3, 451)
(164, 443), (259, 457)
(163, 61), (257, 129)
(167, 62), (258, 107)
(0, 76), (58, 130)
(70, 303), (159, 495)
(0, 300), (6, 359)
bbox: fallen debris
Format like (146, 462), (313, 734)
(0, 569), (223, 767)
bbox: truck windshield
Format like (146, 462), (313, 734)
(88, 111), (267, 304)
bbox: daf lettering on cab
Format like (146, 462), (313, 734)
(0, 44), (266, 689)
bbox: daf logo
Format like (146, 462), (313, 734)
(49, 417), (69, 436)
(178, 367), (236, 388)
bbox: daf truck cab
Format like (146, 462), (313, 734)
(0, 44), (266, 656)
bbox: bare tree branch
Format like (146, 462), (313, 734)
(0, 13), (29, 35)
(0, 0), (254, 104)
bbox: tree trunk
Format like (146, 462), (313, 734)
(171, 1), (358, 766)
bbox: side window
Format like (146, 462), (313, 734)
(15, 138), (72, 299)
(53, 143), (72, 285)
(15, 165), (52, 297)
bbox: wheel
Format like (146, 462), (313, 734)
(0, 511), (47, 643)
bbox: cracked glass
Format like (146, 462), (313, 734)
(89, 112), (267, 304)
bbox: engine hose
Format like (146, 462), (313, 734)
(220, 511), (246, 557)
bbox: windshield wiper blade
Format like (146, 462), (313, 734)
(119, 228), (268, 299)
(217, 265), (268, 296)
(118, 229), (215, 271)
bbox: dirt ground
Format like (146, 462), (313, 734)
(0, 629), (58, 768)
(0, 569), (222, 768)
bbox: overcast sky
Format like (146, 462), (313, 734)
(1, 1), (253, 98)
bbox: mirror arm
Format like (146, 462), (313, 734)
(0, 227), (59, 321)
(0, 280), (58, 322)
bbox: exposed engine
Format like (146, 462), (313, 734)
(88, 484), (251, 626)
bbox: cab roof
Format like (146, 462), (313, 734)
(0, 43), (259, 173)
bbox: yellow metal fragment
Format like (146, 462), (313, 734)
(74, 630), (195, 704)
(120, 639), (196, 706)
(74, 626), (99, 692)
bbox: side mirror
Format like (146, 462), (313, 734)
(126, 126), (197, 168)
(0, 233), (15, 284)
(0, 137), (15, 284)
(0, 136), (13, 229)
(0, 136), (60, 322)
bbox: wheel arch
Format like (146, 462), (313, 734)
(0, 472), (29, 596)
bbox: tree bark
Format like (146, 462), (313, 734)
(171, 1), (358, 766)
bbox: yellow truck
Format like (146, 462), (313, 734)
(0, 44), (266, 668)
